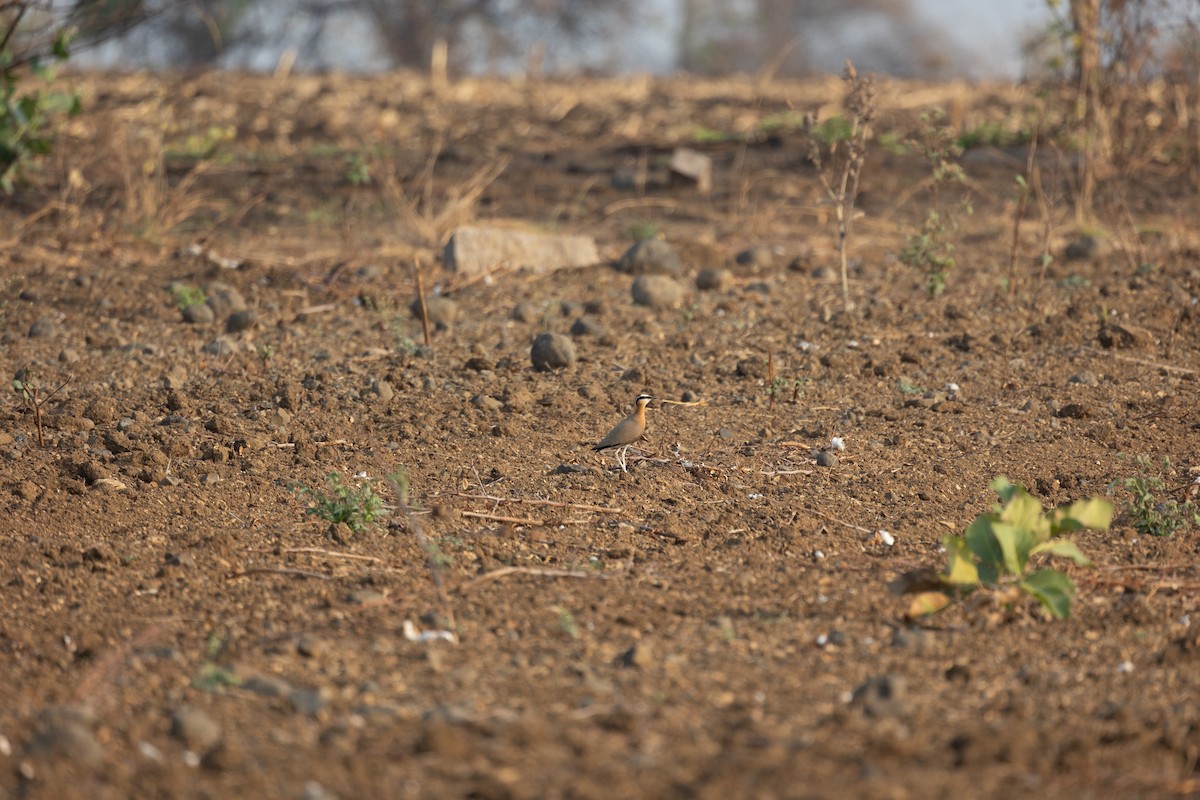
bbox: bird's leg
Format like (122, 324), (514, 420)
(619, 445), (628, 472)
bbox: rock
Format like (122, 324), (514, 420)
(203, 336), (237, 356)
(368, 379), (394, 404)
(1098, 321), (1152, 349)
(512, 302), (540, 323)
(225, 309), (257, 333)
(696, 268), (733, 291)
(471, 394), (503, 412)
(297, 635), (326, 658)
(27, 707), (104, 770)
(28, 318), (58, 338)
(1064, 235), (1098, 261)
(631, 275), (687, 309)
(241, 674), (293, 698)
(736, 245), (777, 269)
(559, 300), (582, 316)
(850, 674), (909, 718)
(443, 226), (600, 277)
(410, 295), (459, 331)
(1070, 371), (1100, 387)
(554, 463), (589, 474)
(463, 356), (493, 372)
(1056, 402), (1091, 419)
(569, 316), (605, 337)
(620, 641), (654, 668)
(289, 686), (331, 716)
(170, 708), (222, 752)
(164, 365), (188, 390)
(618, 239), (682, 276)
(205, 284), (247, 318)
(816, 451), (839, 468)
(735, 357), (765, 378)
(668, 147), (712, 193)
(530, 333), (576, 371)
(182, 303), (215, 324)
(681, 390), (700, 403)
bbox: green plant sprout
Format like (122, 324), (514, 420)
(900, 210), (956, 297)
(627, 221), (660, 241)
(171, 284), (207, 310)
(191, 630), (240, 692)
(1117, 457), (1198, 537)
(294, 472), (385, 534)
(345, 152), (371, 186)
(895, 477), (1111, 620)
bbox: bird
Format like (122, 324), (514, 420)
(593, 393), (653, 472)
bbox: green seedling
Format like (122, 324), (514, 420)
(894, 477), (1111, 620)
(345, 152), (371, 186)
(949, 477), (1108, 618)
(191, 631), (239, 692)
(900, 210), (956, 297)
(766, 375), (810, 406)
(294, 472), (385, 534)
(627, 221), (660, 241)
(1117, 457), (1198, 537)
(554, 607), (581, 639)
(171, 284), (207, 310)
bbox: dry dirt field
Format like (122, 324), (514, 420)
(1, 69), (1199, 799)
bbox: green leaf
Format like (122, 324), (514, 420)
(1019, 569), (1077, 620)
(1000, 489), (1049, 540)
(1031, 538), (1093, 566)
(941, 535), (979, 586)
(1050, 498), (1113, 534)
(991, 520), (1035, 575)
(989, 475), (1021, 505)
(963, 515), (1003, 583)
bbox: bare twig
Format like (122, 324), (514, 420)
(806, 505), (874, 534)
(1079, 346), (1197, 375)
(461, 510), (543, 526)
(1008, 133), (1038, 297)
(431, 493), (622, 514)
(228, 567), (332, 580)
(240, 547), (381, 563)
(460, 566), (623, 593)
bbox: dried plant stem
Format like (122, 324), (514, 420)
(1008, 135), (1038, 297)
(460, 566), (622, 593)
(412, 257), (432, 347)
(434, 493), (622, 514)
(460, 510), (543, 526)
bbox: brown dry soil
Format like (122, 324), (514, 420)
(1, 70), (1199, 800)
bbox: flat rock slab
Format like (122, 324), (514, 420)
(444, 226), (600, 276)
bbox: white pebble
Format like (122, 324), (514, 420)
(877, 530), (896, 547)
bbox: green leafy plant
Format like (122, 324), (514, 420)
(294, 472), (385, 534)
(900, 210), (956, 297)
(901, 111), (968, 296)
(1118, 457), (1198, 537)
(895, 477), (1111, 620)
(766, 375), (810, 406)
(345, 151), (371, 186)
(627, 221), (660, 241)
(0, 26), (79, 193)
(170, 284), (207, 310)
(191, 631), (240, 691)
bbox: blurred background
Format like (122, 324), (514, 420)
(58, 0), (1054, 79)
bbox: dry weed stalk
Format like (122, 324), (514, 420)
(804, 61), (875, 311)
(114, 119), (216, 237)
(378, 138), (509, 247)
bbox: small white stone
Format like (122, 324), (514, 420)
(830, 437), (845, 451)
(877, 530), (896, 547)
